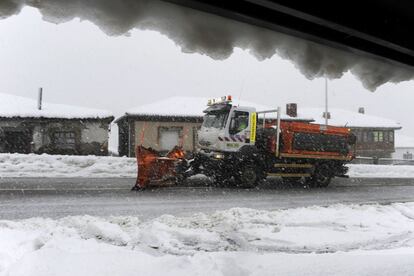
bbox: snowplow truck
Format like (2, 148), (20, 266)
(134, 96), (356, 189)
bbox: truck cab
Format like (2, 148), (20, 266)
(198, 96), (256, 153)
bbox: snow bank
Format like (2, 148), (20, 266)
(347, 164), (414, 178)
(2, 153), (414, 179)
(0, 153), (136, 178)
(1, 203), (414, 275)
(1, 1), (413, 91)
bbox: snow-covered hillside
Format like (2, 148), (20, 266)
(1, 203), (414, 275)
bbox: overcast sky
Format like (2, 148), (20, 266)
(1, 7), (413, 136)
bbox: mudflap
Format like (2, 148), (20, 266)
(133, 145), (186, 190)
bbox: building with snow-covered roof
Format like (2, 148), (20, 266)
(115, 96), (312, 156)
(285, 105), (401, 158)
(392, 134), (414, 160)
(0, 92), (114, 155)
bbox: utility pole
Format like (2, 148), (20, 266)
(325, 77), (328, 127)
(38, 87), (43, 110)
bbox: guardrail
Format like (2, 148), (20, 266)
(352, 156), (414, 165)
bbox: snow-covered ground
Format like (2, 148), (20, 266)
(2, 153), (414, 178)
(0, 153), (136, 178)
(347, 164), (414, 178)
(1, 203), (414, 275)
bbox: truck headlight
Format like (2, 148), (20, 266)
(213, 153), (225, 159)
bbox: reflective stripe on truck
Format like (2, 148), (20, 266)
(250, 112), (257, 143)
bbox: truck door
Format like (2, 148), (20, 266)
(228, 108), (256, 146)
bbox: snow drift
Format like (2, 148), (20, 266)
(347, 164), (414, 178)
(1, 0), (413, 91)
(1, 203), (414, 275)
(2, 153), (414, 178)
(0, 153), (136, 178)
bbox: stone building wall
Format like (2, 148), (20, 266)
(0, 118), (112, 155)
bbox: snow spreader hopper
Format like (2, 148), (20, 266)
(133, 96), (356, 190)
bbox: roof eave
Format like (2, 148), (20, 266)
(115, 113), (204, 124)
(346, 126), (402, 130)
(0, 115), (114, 121)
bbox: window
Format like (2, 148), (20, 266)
(229, 111), (249, 135)
(362, 131), (368, 143)
(202, 112), (229, 129)
(158, 127), (182, 151)
(372, 131), (378, 142)
(372, 131), (384, 142)
(403, 151), (413, 160)
(389, 131), (394, 142)
(53, 131), (76, 149)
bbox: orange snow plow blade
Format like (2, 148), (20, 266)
(134, 145), (185, 190)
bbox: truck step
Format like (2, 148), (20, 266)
(267, 173), (311, 177)
(274, 163), (313, 168)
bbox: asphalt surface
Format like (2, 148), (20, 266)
(1, 177), (414, 220)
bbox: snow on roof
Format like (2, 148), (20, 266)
(124, 96), (313, 121)
(122, 97), (401, 129)
(395, 134), (414, 148)
(0, 92), (113, 119)
(298, 108), (401, 129)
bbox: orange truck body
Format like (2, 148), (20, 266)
(277, 121), (354, 160)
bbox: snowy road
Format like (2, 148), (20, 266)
(1, 177), (414, 220)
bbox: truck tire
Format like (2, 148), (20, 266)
(211, 172), (231, 187)
(235, 163), (264, 188)
(306, 163), (332, 188)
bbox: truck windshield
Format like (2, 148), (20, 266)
(202, 112), (229, 129)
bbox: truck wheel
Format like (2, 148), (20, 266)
(235, 164), (264, 188)
(306, 163), (332, 188)
(211, 173), (231, 187)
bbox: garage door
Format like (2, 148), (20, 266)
(4, 130), (32, 153)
